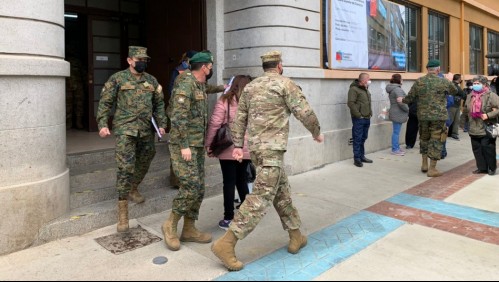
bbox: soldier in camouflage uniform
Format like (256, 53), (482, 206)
(96, 46), (167, 233)
(211, 50), (324, 271)
(399, 59), (457, 177)
(167, 51), (225, 189)
(161, 51), (215, 251)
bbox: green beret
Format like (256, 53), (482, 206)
(426, 59), (440, 68)
(128, 46), (150, 59)
(261, 50), (282, 63)
(190, 51), (213, 63)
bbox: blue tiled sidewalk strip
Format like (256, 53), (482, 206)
(387, 193), (499, 228)
(216, 211), (404, 281)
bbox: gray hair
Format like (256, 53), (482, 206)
(427, 66), (440, 72)
(472, 75), (489, 86)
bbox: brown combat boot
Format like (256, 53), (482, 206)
(162, 212), (182, 251)
(427, 160), (443, 177)
(117, 200), (129, 233)
(421, 154), (429, 173)
(211, 230), (243, 271)
(287, 229), (307, 254)
(128, 186), (145, 204)
(180, 217), (212, 243)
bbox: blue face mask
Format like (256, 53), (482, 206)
(472, 84), (483, 92)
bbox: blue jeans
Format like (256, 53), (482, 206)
(392, 122), (402, 151)
(352, 117), (370, 160)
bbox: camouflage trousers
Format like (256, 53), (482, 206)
(115, 134), (156, 199)
(419, 120), (447, 160)
(169, 145), (205, 219)
(230, 150), (301, 240)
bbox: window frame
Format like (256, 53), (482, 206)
(469, 23), (484, 75)
(428, 11), (449, 73)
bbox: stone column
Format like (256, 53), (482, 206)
(0, 0), (69, 254)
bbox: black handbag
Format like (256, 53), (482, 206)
(485, 121), (499, 139)
(210, 100), (234, 156)
(246, 161), (256, 183)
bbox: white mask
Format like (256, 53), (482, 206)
(367, 80), (372, 86)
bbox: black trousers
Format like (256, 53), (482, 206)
(470, 135), (497, 171)
(219, 159), (250, 220)
(405, 113), (419, 147)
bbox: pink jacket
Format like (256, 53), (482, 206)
(205, 96), (251, 160)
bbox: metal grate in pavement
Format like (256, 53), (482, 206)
(94, 225), (162, 255)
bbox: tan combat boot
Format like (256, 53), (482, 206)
(288, 229), (307, 254)
(180, 217), (212, 243)
(427, 159), (443, 177)
(421, 154), (429, 173)
(128, 185), (145, 204)
(211, 230), (244, 271)
(162, 212), (182, 251)
(117, 200), (129, 233)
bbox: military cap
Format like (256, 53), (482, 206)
(128, 46), (150, 59)
(261, 50), (282, 63)
(190, 51), (213, 63)
(426, 59), (440, 68)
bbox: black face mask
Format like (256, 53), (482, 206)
(134, 61), (147, 73)
(206, 68), (213, 80)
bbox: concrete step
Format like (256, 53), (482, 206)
(67, 142), (169, 171)
(70, 160), (221, 209)
(70, 170), (170, 209)
(36, 177), (223, 246)
(70, 157), (170, 193)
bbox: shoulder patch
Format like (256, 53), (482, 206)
(156, 84), (163, 93)
(176, 96), (185, 104)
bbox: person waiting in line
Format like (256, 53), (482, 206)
(205, 75), (253, 230)
(386, 73), (409, 156)
(347, 73), (373, 167)
(447, 74), (466, 140)
(460, 80), (474, 133)
(462, 75), (499, 176)
(405, 100), (418, 149)
(441, 94), (454, 159)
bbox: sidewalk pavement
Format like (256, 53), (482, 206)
(1, 133), (498, 281)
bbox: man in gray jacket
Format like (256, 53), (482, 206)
(347, 73), (373, 167)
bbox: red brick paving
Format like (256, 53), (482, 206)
(366, 201), (499, 245)
(404, 160), (484, 200)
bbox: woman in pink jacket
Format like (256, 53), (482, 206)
(206, 75), (252, 230)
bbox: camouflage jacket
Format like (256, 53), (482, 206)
(168, 70), (208, 148)
(403, 73), (457, 121)
(231, 70), (321, 151)
(96, 68), (167, 136)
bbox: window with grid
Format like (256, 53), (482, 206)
(487, 30), (499, 74)
(404, 3), (420, 72)
(428, 12), (449, 72)
(389, 0), (421, 72)
(469, 24), (483, 74)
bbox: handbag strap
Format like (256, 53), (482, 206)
(225, 97), (231, 124)
(484, 94), (499, 124)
